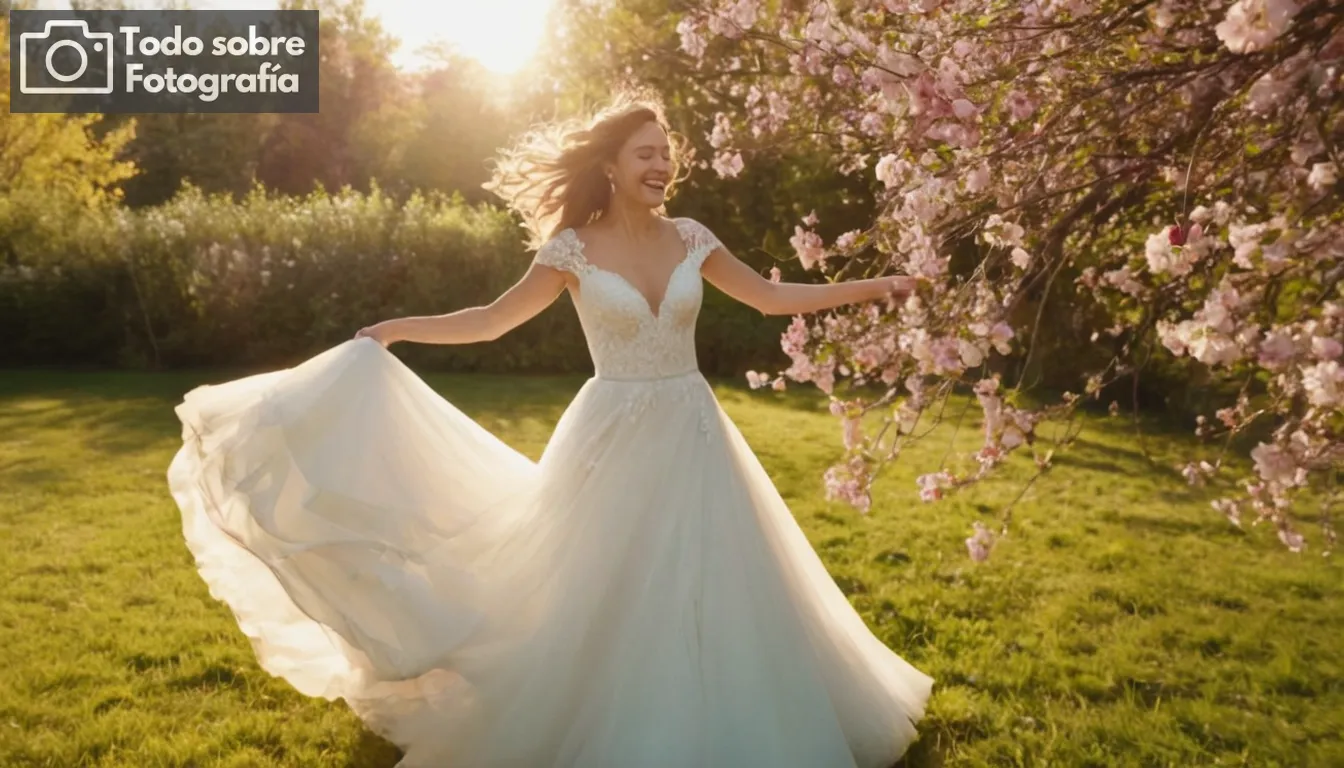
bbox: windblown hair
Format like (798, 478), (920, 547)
(483, 90), (692, 251)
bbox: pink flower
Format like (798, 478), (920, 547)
(1292, 131), (1325, 166)
(1005, 90), (1035, 122)
(982, 214), (1025, 248)
(1216, 0), (1299, 54)
(1184, 223), (1207, 256)
(1145, 229), (1193, 276)
(1228, 222), (1267, 269)
(875, 153), (907, 190)
(1308, 162), (1338, 192)
(917, 472), (949, 502)
(958, 338), (986, 367)
(842, 416), (864, 449)
(858, 112), (886, 136)
(989, 322), (1014, 355)
(712, 151), (745, 178)
(1258, 329), (1297, 369)
(952, 98), (978, 119)
(1152, 2), (1176, 29)
(707, 11), (742, 39)
(965, 521), (994, 562)
(931, 337), (963, 374)
(768, 265), (781, 283)
(814, 358), (836, 394)
(790, 226), (827, 270)
(1181, 461), (1216, 486)
(978, 395), (1004, 439)
(1189, 331), (1242, 367)
(1212, 498), (1242, 528)
(1302, 360), (1343, 408)
(1261, 241), (1292, 274)
(1277, 528), (1306, 553)
(1248, 73), (1292, 112)
(709, 113), (733, 149)
(676, 17), (708, 58)
(823, 456), (872, 514)
(725, 0), (760, 30)
(1311, 336), (1342, 360)
(965, 163), (991, 193)
(1251, 442), (1301, 487)
(781, 315), (809, 357)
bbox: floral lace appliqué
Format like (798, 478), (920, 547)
(612, 374), (715, 441)
(531, 218), (727, 381)
(674, 218), (725, 268)
(533, 232), (593, 275)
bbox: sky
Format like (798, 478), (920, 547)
(29, 0), (558, 73)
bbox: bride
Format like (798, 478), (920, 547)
(167, 92), (934, 767)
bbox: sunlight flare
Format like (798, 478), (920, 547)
(375, 0), (555, 73)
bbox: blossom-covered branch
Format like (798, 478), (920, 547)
(680, 0), (1342, 557)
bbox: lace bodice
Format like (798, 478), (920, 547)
(533, 218), (724, 380)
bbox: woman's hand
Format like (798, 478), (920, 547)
(881, 275), (920, 302)
(702, 236), (927, 315)
(353, 321), (398, 347)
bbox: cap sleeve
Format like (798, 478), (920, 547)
(533, 229), (589, 275)
(676, 218), (726, 266)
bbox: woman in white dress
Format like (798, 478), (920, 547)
(167, 93), (934, 767)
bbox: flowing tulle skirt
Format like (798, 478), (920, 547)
(167, 338), (933, 767)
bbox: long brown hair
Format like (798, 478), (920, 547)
(483, 89), (692, 251)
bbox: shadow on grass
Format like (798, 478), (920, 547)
(0, 367), (587, 462)
(0, 456), (72, 485)
(338, 729), (938, 768)
(898, 736), (948, 768)
(347, 729), (403, 767)
(0, 370), (209, 458)
(1101, 509), (1235, 538)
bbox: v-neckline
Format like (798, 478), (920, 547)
(565, 223), (692, 321)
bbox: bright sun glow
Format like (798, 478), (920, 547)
(33, 0), (557, 75)
(371, 0), (556, 74)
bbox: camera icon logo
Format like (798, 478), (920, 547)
(19, 20), (115, 95)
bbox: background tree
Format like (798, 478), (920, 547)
(0, 17), (137, 260)
(256, 0), (418, 195)
(672, 0), (1342, 556)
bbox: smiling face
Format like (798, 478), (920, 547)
(606, 120), (673, 210)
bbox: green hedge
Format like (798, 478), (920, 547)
(0, 185), (785, 377)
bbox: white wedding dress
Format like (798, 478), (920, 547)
(167, 217), (934, 767)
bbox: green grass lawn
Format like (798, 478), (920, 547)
(1, 364), (1341, 767)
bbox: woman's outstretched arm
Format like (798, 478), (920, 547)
(701, 242), (917, 316)
(354, 262), (569, 346)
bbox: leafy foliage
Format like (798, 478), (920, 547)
(0, 183), (784, 376)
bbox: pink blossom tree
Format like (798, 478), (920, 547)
(678, 0), (1342, 558)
